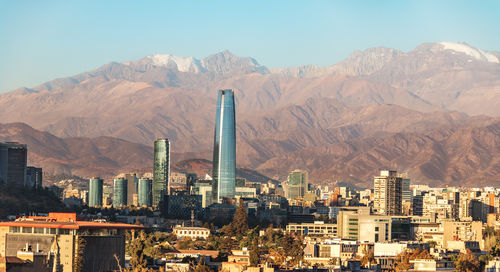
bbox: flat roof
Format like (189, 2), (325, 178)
(0, 213), (146, 230)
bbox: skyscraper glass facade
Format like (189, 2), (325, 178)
(113, 178), (128, 207)
(0, 142), (27, 187)
(89, 178), (103, 207)
(287, 170), (308, 200)
(153, 139), (170, 207)
(212, 89), (236, 203)
(138, 178), (152, 207)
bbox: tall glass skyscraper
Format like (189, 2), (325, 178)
(89, 177), (103, 207)
(211, 89), (236, 203)
(113, 178), (128, 208)
(153, 139), (170, 207)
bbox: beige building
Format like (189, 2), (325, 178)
(442, 220), (482, 249)
(0, 213), (144, 272)
(373, 170), (402, 216)
(173, 226), (210, 240)
(286, 221), (338, 237)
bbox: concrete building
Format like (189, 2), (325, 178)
(173, 227), (210, 240)
(169, 172), (188, 193)
(0, 142), (27, 187)
(373, 170), (402, 216)
(0, 213), (144, 272)
(409, 259), (454, 271)
(442, 220), (482, 249)
(286, 221), (338, 237)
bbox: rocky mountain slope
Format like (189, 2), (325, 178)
(1, 42), (499, 186)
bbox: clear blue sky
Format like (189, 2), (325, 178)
(1, 0), (499, 93)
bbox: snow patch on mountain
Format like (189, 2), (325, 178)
(439, 42), (499, 63)
(146, 54), (203, 72)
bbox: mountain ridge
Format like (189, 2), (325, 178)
(1, 41), (499, 187)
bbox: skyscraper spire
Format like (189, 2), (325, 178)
(211, 89), (236, 203)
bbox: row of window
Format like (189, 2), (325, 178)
(176, 230), (209, 235)
(10, 226), (72, 235)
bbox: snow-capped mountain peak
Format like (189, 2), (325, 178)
(145, 54), (203, 73)
(438, 42), (499, 63)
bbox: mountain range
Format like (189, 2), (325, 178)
(1, 41), (499, 187)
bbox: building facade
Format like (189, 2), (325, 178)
(113, 178), (128, 207)
(286, 170), (308, 200)
(88, 178), (103, 207)
(25, 166), (43, 189)
(0, 213), (144, 272)
(138, 178), (152, 207)
(373, 170), (402, 216)
(211, 89), (237, 203)
(0, 142), (27, 187)
(153, 138), (170, 206)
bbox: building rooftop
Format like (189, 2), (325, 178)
(0, 213), (146, 230)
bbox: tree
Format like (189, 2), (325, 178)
(193, 259), (213, 272)
(231, 198), (248, 237)
(129, 238), (147, 271)
(177, 237), (194, 250)
(394, 249), (433, 271)
(73, 237), (87, 272)
(281, 233), (304, 266)
(360, 247), (375, 267)
(249, 236), (260, 267)
(454, 249), (481, 272)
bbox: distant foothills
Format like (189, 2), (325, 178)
(0, 42), (499, 187)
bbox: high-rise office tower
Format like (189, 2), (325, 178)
(113, 178), (128, 207)
(138, 178), (153, 207)
(399, 173), (412, 203)
(0, 142), (27, 187)
(286, 169), (308, 200)
(153, 139), (170, 207)
(25, 166), (43, 189)
(211, 89), (236, 203)
(89, 177), (103, 207)
(373, 170), (402, 215)
(125, 173), (138, 206)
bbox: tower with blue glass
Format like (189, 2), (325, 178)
(211, 89), (236, 203)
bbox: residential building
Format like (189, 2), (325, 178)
(373, 170), (402, 216)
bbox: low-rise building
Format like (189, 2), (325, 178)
(173, 226), (210, 240)
(0, 212), (145, 272)
(286, 221), (338, 237)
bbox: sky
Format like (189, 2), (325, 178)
(0, 0), (499, 93)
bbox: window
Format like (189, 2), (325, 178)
(22, 227), (32, 233)
(9, 226), (20, 233)
(34, 228), (44, 234)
